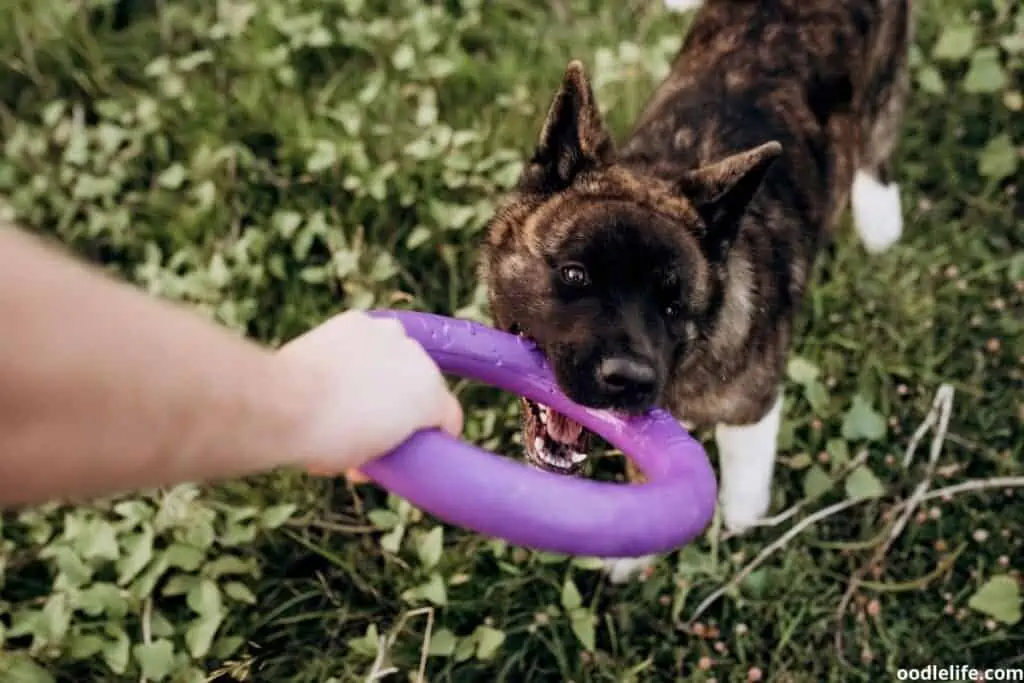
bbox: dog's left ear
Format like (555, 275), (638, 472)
(676, 141), (783, 260)
(518, 60), (615, 194)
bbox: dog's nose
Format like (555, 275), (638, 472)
(596, 357), (657, 402)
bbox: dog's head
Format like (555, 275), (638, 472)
(481, 61), (781, 473)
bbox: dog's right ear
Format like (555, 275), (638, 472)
(517, 61), (615, 194)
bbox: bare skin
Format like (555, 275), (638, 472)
(0, 225), (462, 508)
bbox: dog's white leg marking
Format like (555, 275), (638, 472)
(716, 391), (782, 534)
(664, 0), (703, 12)
(851, 170), (903, 254)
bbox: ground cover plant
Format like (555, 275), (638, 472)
(0, 0), (1021, 681)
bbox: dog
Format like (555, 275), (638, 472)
(479, 0), (912, 583)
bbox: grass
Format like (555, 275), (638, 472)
(0, 0), (1022, 681)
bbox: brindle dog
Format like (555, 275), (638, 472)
(480, 0), (912, 582)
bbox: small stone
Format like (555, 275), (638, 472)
(973, 529), (989, 542)
(748, 667), (764, 682)
(698, 656), (713, 671)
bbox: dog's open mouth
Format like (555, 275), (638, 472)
(514, 328), (592, 474)
(520, 396), (591, 474)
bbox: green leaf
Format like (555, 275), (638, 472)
(916, 64), (946, 95)
(977, 134), (1019, 182)
(162, 574), (198, 597)
(0, 653), (56, 683)
(561, 578), (583, 610)
(427, 628), (458, 657)
(963, 47), (1007, 94)
(786, 356), (820, 385)
(805, 380), (830, 414)
(101, 625), (131, 674)
(845, 465), (886, 500)
(742, 568), (770, 598)
(131, 554), (170, 601)
(392, 44), (415, 70)
(116, 526), (154, 586)
(1001, 33), (1024, 55)
(74, 519), (120, 561)
(932, 22), (976, 61)
(419, 573), (447, 606)
(260, 503), (297, 529)
(785, 452), (812, 470)
(968, 575), (1022, 625)
(75, 582), (126, 618)
(164, 543), (205, 571)
(841, 395), (886, 442)
(68, 633), (106, 659)
(803, 465), (832, 500)
(185, 612), (224, 658)
(368, 509), (400, 529)
(571, 556), (607, 571)
(474, 626), (506, 660)
(826, 438), (851, 468)
(40, 592), (71, 645)
(417, 526), (444, 570)
(272, 212), (303, 240)
(187, 579), (223, 617)
(214, 635), (245, 659)
(223, 581), (257, 605)
(569, 609), (596, 651)
(454, 635), (476, 663)
(379, 524), (405, 554)
(534, 551), (569, 565)
(133, 639), (176, 681)
(157, 163), (187, 189)
(204, 555), (255, 579)
(347, 624), (379, 657)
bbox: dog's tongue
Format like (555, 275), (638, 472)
(547, 410), (583, 444)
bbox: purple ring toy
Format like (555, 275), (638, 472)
(360, 309), (717, 558)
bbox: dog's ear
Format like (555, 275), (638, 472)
(677, 141), (783, 260)
(518, 60), (615, 194)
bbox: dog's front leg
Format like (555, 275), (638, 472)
(716, 390), (783, 534)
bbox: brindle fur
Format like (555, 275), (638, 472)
(481, 0), (911, 512)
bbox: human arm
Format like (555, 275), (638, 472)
(0, 225), (461, 507)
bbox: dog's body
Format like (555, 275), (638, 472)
(481, 0), (912, 581)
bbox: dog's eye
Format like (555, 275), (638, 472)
(664, 302), (682, 319)
(560, 264), (589, 287)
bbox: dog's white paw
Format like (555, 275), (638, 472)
(602, 556), (656, 584)
(721, 485), (772, 535)
(664, 0), (703, 13)
(851, 170), (903, 254)
(715, 393), (782, 535)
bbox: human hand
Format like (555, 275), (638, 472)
(276, 311), (463, 482)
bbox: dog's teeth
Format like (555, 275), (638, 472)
(533, 437), (545, 451)
(539, 409), (548, 425)
(571, 451), (587, 464)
